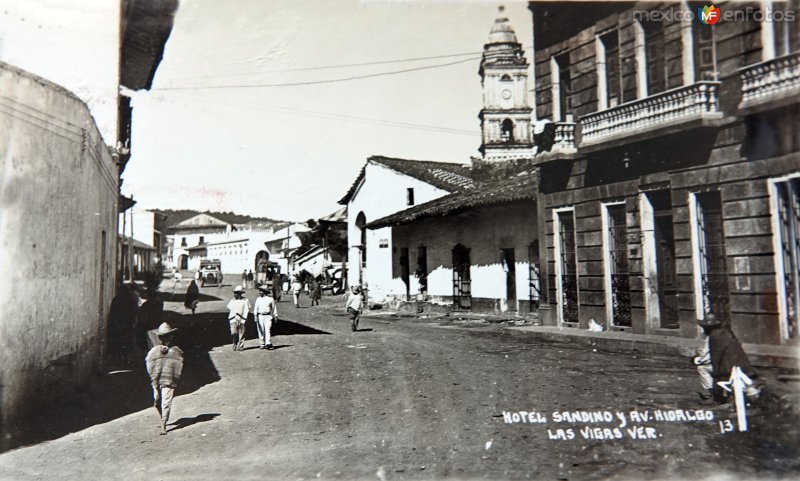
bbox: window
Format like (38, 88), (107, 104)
(355, 212), (367, 282)
(597, 30), (622, 109)
(551, 53), (571, 121)
(501, 119), (514, 142)
(452, 244), (472, 310)
(528, 241), (541, 309)
(770, 1), (800, 58)
(500, 74), (512, 82)
(603, 203), (632, 327)
(400, 247), (410, 300)
(407, 188), (415, 206)
(554, 208), (579, 324)
(181, 237), (187, 247)
(644, 22), (668, 94)
(692, 18), (717, 81)
(690, 191), (730, 321)
(416, 246), (428, 294)
(199, 236), (205, 244)
(771, 174), (800, 340)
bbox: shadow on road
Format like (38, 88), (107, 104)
(2, 310), (225, 453)
(272, 319), (330, 336)
(168, 413), (220, 433)
(2, 307), (333, 452)
(159, 292), (222, 303)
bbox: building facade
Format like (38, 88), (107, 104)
(369, 174), (540, 314)
(0, 63), (121, 448)
(529, 0), (800, 346)
(339, 156), (474, 301)
(166, 213), (278, 274)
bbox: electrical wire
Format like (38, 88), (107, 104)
(155, 56), (481, 90)
(161, 90), (480, 136)
(166, 50), (487, 81)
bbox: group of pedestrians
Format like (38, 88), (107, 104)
(241, 270), (255, 289)
(227, 284), (279, 351)
(128, 270), (363, 435)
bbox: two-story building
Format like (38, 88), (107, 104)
(529, 0), (800, 347)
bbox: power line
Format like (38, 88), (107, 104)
(167, 50), (487, 81)
(162, 90), (480, 136)
(155, 56), (481, 90)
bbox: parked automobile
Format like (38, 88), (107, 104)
(199, 259), (223, 287)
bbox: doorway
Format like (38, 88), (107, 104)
(452, 244), (471, 310)
(501, 248), (517, 311)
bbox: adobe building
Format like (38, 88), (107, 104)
(366, 10), (542, 314)
(338, 156), (475, 301)
(0, 0), (177, 449)
(529, 1), (800, 346)
(368, 173), (540, 314)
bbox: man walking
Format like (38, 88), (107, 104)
(227, 285), (250, 351)
(271, 272), (282, 302)
(145, 322), (184, 435)
(254, 285), (278, 350)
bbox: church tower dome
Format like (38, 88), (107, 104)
(478, 6), (533, 162)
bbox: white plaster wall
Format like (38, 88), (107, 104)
(392, 202), (538, 311)
(345, 161), (454, 300)
(0, 64), (118, 438)
(0, 0), (121, 144)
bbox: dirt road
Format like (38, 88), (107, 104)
(1, 285), (798, 480)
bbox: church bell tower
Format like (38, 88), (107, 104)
(478, 6), (533, 161)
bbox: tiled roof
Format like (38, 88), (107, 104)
(319, 206), (347, 223)
(338, 156), (474, 205)
(366, 172), (538, 229)
(157, 209), (286, 231)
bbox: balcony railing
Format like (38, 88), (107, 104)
(552, 122), (577, 153)
(579, 82), (722, 147)
(739, 51), (800, 111)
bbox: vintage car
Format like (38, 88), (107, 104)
(199, 259), (223, 287)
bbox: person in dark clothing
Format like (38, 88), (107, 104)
(271, 272), (282, 301)
(136, 288), (164, 351)
(108, 283), (138, 365)
(697, 314), (761, 403)
(309, 276), (322, 306)
(184, 280), (200, 314)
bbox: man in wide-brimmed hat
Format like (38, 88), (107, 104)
(694, 313), (760, 402)
(145, 322), (184, 435)
(693, 314), (721, 400)
(254, 285), (279, 350)
(227, 285), (251, 351)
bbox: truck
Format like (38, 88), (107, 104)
(199, 259), (223, 287)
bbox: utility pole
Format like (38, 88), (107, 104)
(120, 210), (127, 281)
(129, 201), (135, 282)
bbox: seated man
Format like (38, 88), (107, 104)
(696, 314), (761, 403)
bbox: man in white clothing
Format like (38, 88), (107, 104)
(254, 285), (278, 350)
(227, 285), (251, 351)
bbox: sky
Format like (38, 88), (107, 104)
(121, 0), (534, 221)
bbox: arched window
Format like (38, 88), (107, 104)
(501, 118), (514, 142)
(500, 74), (512, 82)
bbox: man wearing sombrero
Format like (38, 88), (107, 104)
(227, 285), (251, 351)
(694, 313), (760, 402)
(145, 322), (184, 435)
(254, 285), (278, 350)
